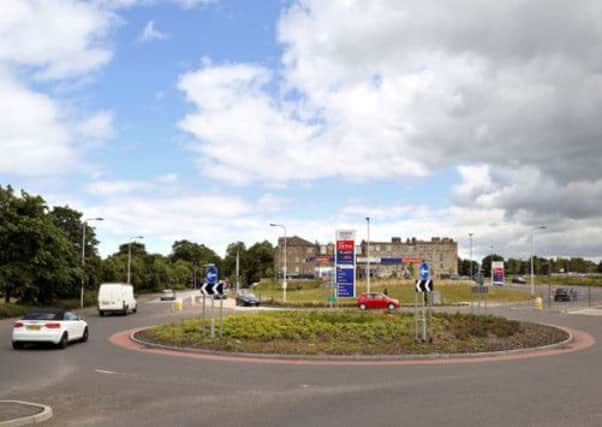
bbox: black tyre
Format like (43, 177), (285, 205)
(58, 333), (68, 349)
(133, 306), (137, 313)
(99, 310), (104, 317)
(359, 303), (367, 311)
(12, 341), (23, 350)
(81, 327), (89, 343)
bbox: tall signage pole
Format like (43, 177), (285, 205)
(335, 230), (356, 299)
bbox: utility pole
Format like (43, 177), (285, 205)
(270, 223), (287, 303)
(235, 246), (240, 294)
(366, 217), (371, 293)
(127, 235), (144, 284)
(530, 225), (547, 295)
(469, 233), (474, 281)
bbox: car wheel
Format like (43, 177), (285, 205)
(359, 303), (367, 311)
(12, 341), (23, 350)
(387, 303), (395, 311)
(81, 327), (89, 343)
(99, 310), (104, 317)
(58, 333), (68, 349)
(133, 306), (137, 314)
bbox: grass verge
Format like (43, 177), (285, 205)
(252, 279), (532, 307)
(138, 311), (568, 356)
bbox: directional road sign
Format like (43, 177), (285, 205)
(206, 265), (218, 284)
(420, 261), (430, 281)
(201, 281), (224, 296)
(415, 279), (434, 293)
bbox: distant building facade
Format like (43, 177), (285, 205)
(274, 235), (457, 279)
(359, 237), (458, 279)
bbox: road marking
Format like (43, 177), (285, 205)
(95, 369), (118, 375)
(568, 308), (602, 316)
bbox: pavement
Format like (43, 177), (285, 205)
(2, 292), (602, 426)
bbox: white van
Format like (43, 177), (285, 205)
(97, 283), (137, 316)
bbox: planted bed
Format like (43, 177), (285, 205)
(137, 311), (568, 356)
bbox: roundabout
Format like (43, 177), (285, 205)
(109, 310), (594, 366)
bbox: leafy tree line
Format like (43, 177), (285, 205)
(458, 255), (602, 278)
(0, 186), (274, 305)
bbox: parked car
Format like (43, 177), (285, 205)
(12, 309), (88, 350)
(512, 276), (527, 284)
(236, 292), (260, 307)
(357, 293), (400, 311)
(98, 283), (137, 316)
(554, 287), (578, 302)
(160, 289), (176, 301)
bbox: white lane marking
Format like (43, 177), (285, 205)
(95, 369), (118, 375)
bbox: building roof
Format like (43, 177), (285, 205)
(278, 235), (315, 246)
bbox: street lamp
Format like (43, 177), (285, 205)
(469, 233), (474, 281)
(530, 226), (547, 295)
(127, 236), (144, 284)
(269, 223), (287, 303)
(81, 217), (104, 309)
(366, 217), (371, 293)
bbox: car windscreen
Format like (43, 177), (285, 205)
(24, 311), (62, 320)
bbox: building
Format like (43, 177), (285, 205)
(273, 236), (324, 278)
(274, 235), (457, 280)
(359, 237), (458, 279)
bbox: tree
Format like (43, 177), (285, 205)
(50, 206), (102, 296)
(457, 258), (479, 277)
(222, 242), (247, 283)
(246, 241), (274, 284)
(0, 186), (76, 304)
(480, 254), (505, 278)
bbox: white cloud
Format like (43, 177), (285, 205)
(0, 1), (121, 176)
(77, 110), (115, 142)
(139, 20), (169, 42)
(178, 1), (602, 186)
(0, 0), (113, 80)
(0, 68), (74, 175)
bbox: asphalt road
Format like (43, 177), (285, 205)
(2, 294), (602, 427)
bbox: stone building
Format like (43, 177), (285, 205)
(273, 235), (457, 280)
(273, 236), (322, 278)
(359, 237), (458, 279)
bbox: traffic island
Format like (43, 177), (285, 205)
(0, 400), (52, 427)
(133, 311), (570, 357)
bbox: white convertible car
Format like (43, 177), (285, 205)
(12, 309), (89, 350)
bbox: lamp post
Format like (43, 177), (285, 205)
(530, 226), (546, 295)
(469, 233), (474, 281)
(366, 217), (371, 293)
(127, 236), (144, 284)
(81, 217), (104, 309)
(270, 223), (287, 303)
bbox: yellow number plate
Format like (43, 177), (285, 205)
(26, 325), (41, 330)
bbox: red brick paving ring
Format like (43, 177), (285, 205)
(109, 325), (595, 366)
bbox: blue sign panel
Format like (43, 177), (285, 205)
(420, 262), (430, 281)
(336, 267), (355, 297)
(381, 257), (403, 264)
(206, 266), (218, 284)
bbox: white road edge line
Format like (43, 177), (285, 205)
(95, 369), (118, 375)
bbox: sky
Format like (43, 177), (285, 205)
(2, 0), (602, 261)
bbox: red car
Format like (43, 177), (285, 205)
(357, 293), (400, 311)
